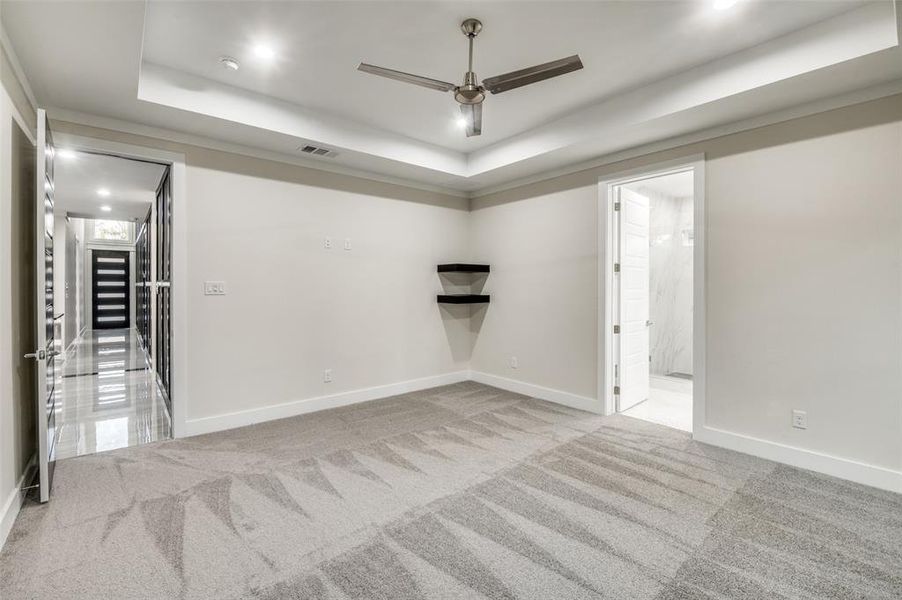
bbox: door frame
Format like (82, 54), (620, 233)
(55, 132), (188, 438)
(597, 155), (706, 435)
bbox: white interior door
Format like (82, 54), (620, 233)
(28, 109), (58, 502)
(617, 187), (650, 412)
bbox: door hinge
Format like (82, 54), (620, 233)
(613, 386), (620, 395)
(614, 202), (621, 211)
(614, 263), (620, 273)
(613, 325), (620, 334)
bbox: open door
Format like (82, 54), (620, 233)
(25, 109), (58, 503)
(616, 187), (650, 412)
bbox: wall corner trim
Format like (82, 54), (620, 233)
(183, 371), (471, 437)
(693, 425), (902, 494)
(0, 455), (36, 552)
(469, 371), (603, 414)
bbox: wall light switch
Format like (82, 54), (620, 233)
(344, 238), (352, 251)
(204, 281), (226, 295)
(509, 356), (519, 369)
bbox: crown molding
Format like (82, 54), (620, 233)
(45, 106), (471, 199)
(0, 23), (38, 111)
(469, 77), (902, 198)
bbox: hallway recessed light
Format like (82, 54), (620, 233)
(100, 205), (112, 212)
(97, 188), (111, 197)
(253, 44), (276, 61)
(712, 0), (740, 10)
(219, 56), (240, 71)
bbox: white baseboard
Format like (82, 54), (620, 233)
(182, 369), (900, 495)
(469, 371), (603, 414)
(184, 371), (470, 437)
(1, 455), (35, 552)
(694, 425), (902, 494)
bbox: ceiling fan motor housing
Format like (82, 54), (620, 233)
(455, 72), (485, 104)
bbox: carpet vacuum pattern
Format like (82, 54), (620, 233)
(2, 382), (900, 599)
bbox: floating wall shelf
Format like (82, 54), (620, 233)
(437, 263), (491, 305)
(437, 294), (490, 304)
(437, 264), (490, 273)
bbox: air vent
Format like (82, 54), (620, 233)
(298, 144), (338, 158)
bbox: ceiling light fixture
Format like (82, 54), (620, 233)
(219, 56), (240, 71)
(97, 188), (111, 197)
(455, 116), (468, 129)
(253, 44), (276, 61)
(712, 0), (740, 10)
(100, 205), (112, 212)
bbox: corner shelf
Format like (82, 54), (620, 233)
(437, 264), (490, 273)
(437, 294), (490, 304)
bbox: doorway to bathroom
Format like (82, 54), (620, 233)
(600, 159), (703, 433)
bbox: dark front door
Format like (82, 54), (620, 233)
(91, 249), (130, 330)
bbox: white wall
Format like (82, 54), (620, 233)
(183, 151), (471, 425)
(470, 93), (902, 491)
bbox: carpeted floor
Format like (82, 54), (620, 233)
(2, 382), (901, 599)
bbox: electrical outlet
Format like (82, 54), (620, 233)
(344, 238), (352, 251)
(792, 409), (807, 430)
(324, 237), (333, 249)
(323, 369), (332, 383)
(203, 281), (226, 295)
(509, 356), (518, 369)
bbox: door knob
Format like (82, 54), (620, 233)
(646, 320), (654, 327)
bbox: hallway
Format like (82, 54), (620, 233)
(54, 329), (171, 460)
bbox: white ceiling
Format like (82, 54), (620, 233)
(55, 151), (166, 222)
(140, 0), (866, 152)
(3, 0), (901, 195)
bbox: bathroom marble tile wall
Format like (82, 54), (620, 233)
(641, 187), (693, 377)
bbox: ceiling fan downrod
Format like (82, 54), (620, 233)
(456, 18), (485, 106)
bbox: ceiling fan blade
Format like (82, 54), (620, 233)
(483, 55), (583, 94)
(460, 103), (482, 137)
(357, 63), (456, 93)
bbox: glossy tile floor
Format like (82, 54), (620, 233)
(53, 328), (172, 460)
(622, 375), (693, 432)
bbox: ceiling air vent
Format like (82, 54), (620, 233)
(298, 144), (338, 158)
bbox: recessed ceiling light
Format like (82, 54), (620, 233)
(97, 188), (111, 197)
(57, 149), (77, 159)
(100, 205), (112, 212)
(219, 56), (240, 71)
(712, 0), (740, 10)
(253, 44), (276, 61)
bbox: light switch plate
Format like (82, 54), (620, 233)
(204, 281), (226, 295)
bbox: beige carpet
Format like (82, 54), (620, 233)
(1, 382), (900, 599)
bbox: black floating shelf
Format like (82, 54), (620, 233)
(437, 263), (490, 273)
(437, 294), (490, 304)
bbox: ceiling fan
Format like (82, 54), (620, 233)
(357, 18), (583, 137)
